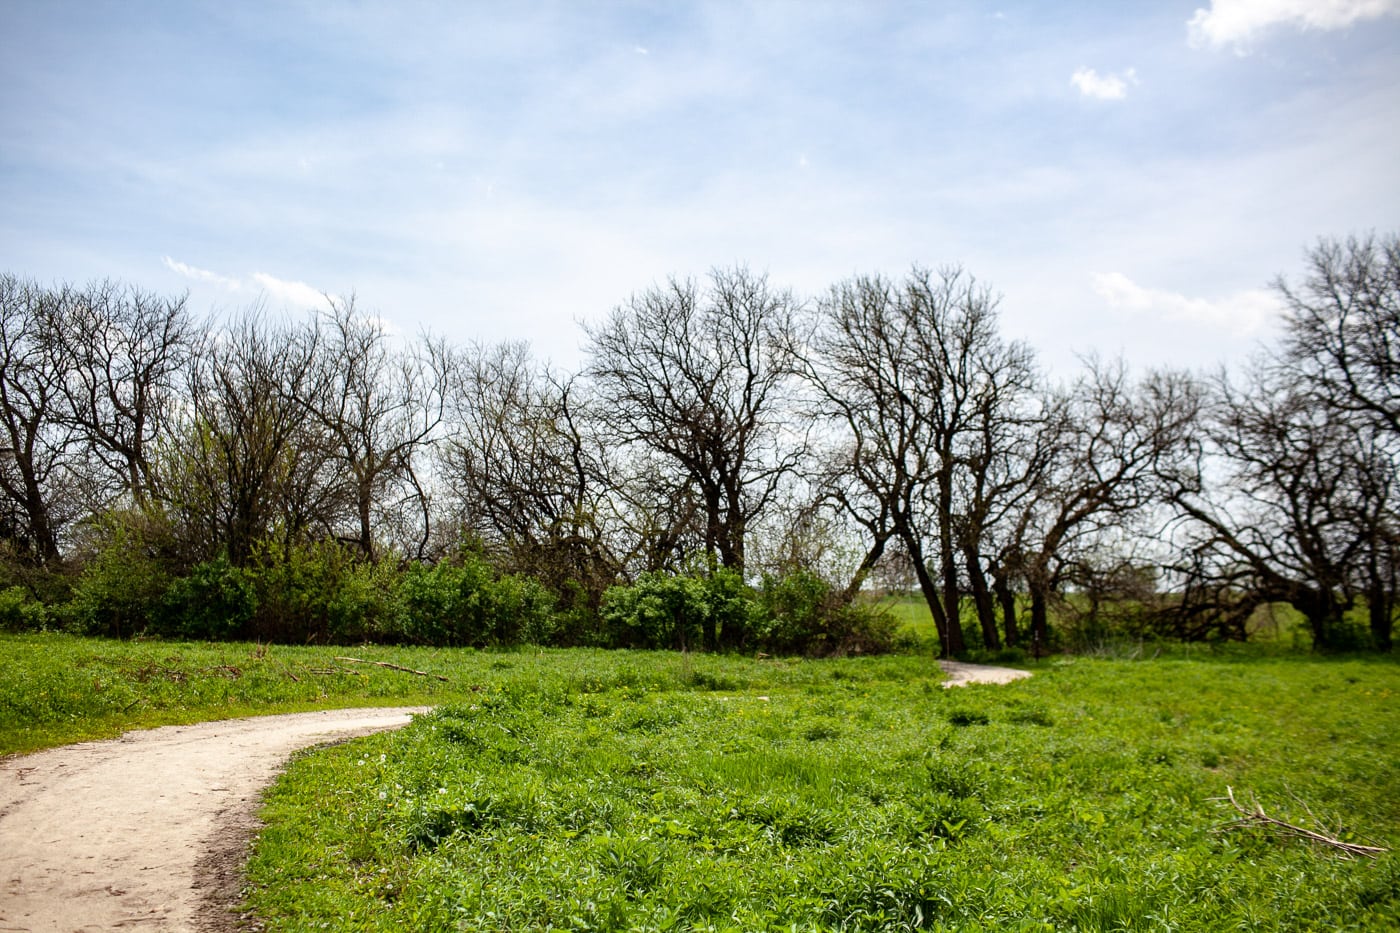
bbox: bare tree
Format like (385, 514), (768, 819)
(159, 311), (324, 566)
(1005, 361), (1203, 653)
(1274, 233), (1399, 648)
(439, 341), (617, 602)
(1276, 233), (1400, 437)
(53, 281), (196, 510)
(1167, 363), (1383, 649)
(1160, 235), (1399, 651)
(584, 267), (803, 587)
(808, 267), (1035, 657)
(299, 300), (447, 561)
(0, 276), (84, 564)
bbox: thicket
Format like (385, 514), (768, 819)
(0, 537), (899, 656)
(0, 233), (1395, 656)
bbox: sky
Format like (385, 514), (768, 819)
(2, 0), (1398, 377)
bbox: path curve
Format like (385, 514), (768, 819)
(938, 659), (1033, 687)
(0, 707), (430, 932)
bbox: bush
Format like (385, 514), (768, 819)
(600, 568), (901, 656)
(756, 570), (900, 656)
(159, 554), (256, 640)
(0, 585), (48, 632)
(247, 539), (395, 644)
(64, 527), (170, 637)
(487, 573), (558, 646)
(601, 571), (743, 650)
(392, 552), (555, 647)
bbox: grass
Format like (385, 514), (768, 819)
(0, 633), (471, 755)
(4, 634), (1397, 928)
(240, 649), (1399, 931)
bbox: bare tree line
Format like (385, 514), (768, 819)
(0, 232), (1394, 652)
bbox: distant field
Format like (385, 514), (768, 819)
(874, 592), (1319, 656)
(875, 592), (939, 644)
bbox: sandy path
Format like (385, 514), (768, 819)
(0, 707), (429, 933)
(938, 659), (1033, 687)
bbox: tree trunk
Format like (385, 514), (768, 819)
(842, 533), (889, 604)
(991, 567), (1019, 647)
(1368, 589), (1392, 652)
(901, 529), (952, 657)
(1368, 562), (1394, 652)
(963, 541), (999, 650)
(1029, 586), (1049, 659)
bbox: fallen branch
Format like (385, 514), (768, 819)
(333, 656), (449, 682)
(1215, 786), (1387, 859)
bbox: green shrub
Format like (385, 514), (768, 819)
(600, 571), (708, 650)
(487, 573), (558, 645)
(247, 539), (393, 644)
(159, 554), (256, 640)
(392, 552), (554, 647)
(0, 585), (48, 632)
(64, 529), (170, 637)
(757, 570), (900, 656)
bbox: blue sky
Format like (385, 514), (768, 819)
(2, 1), (1398, 375)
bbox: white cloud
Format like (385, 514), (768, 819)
(162, 256), (333, 311)
(1092, 272), (1281, 336)
(1070, 67), (1137, 101)
(1188, 0), (1400, 49)
(161, 255), (242, 291)
(250, 272), (333, 310)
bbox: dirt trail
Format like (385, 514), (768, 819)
(938, 659), (1033, 687)
(0, 707), (429, 932)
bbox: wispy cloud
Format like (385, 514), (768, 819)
(164, 256), (334, 310)
(1092, 272), (1280, 336)
(1188, 0), (1400, 49)
(161, 256), (242, 291)
(1070, 67), (1137, 101)
(250, 272), (332, 310)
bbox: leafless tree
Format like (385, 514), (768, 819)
(298, 300), (447, 561)
(1276, 233), (1400, 437)
(52, 281), (196, 510)
(1274, 233), (1399, 648)
(1001, 361), (1203, 652)
(1157, 235), (1399, 650)
(1167, 363), (1382, 649)
(583, 267), (804, 584)
(807, 267), (1035, 657)
(159, 311), (325, 566)
(0, 276), (85, 564)
(439, 341), (618, 604)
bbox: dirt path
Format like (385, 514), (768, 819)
(938, 659), (1033, 687)
(0, 707), (429, 932)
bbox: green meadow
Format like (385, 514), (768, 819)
(3, 635), (1397, 930)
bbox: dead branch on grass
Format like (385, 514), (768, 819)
(332, 656), (449, 681)
(1215, 786), (1387, 859)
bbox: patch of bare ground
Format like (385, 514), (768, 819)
(938, 659), (1033, 688)
(0, 707), (428, 932)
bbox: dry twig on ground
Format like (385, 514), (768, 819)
(1215, 786), (1388, 859)
(332, 656), (449, 681)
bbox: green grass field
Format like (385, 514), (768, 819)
(3, 635), (1397, 930)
